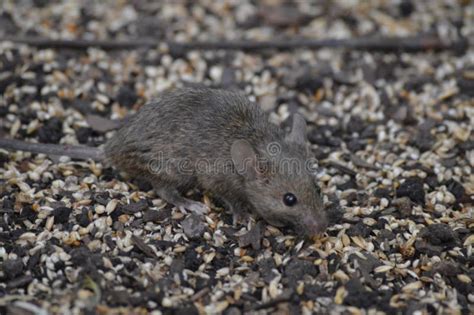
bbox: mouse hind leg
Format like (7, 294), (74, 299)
(147, 157), (209, 214)
(150, 169), (209, 214)
(154, 184), (209, 215)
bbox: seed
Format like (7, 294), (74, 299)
(105, 199), (118, 214)
(334, 286), (347, 305)
(402, 281), (423, 292)
(161, 297), (173, 307)
(95, 205), (105, 215)
(45, 216), (55, 231)
(463, 234), (474, 246)
(375, 265), (394, 273)
(333, 270), (350, 282)
(351, 236), (367, 249)
(457, 274), (472, 284)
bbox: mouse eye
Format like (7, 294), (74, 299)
(283, 193), (297, 207)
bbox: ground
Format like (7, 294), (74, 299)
(0, 1), (473, 314)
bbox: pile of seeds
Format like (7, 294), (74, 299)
(0, 1), (473, 314)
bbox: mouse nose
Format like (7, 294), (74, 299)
(300, 213), (328, 237)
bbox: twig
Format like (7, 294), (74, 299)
(0, 138), (104, 161)
(131, 235), (157, 258)
(191, 287), (210, 301)
(0, 35), (468, 53)
(320, 160), (357, 176)
(245, 291), (294, 311)
(1, 37), (155, 50)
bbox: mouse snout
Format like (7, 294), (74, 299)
(297, 212), (328, 237)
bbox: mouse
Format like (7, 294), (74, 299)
(0, 87), (328, 236)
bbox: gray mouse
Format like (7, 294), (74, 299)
(0, 87), (328, 236)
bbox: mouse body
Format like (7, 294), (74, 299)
(105, 88), (327, 235)
(1, 88), (328, 236)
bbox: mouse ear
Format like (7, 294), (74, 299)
(231, 140), (259, 180)
(286, 113), (307, 144)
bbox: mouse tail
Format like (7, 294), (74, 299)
(0, 138), (104, 161)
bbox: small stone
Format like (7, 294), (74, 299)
(68, 99), (92, 114)
(19, 205), (37, 221)
(257, 258), (278, 284)
(184, 247), (202, 271)
(224, 307), (242, 315)
(182, 214), (206, 239)
(0, 152), (9, 165)
(392, 197), (412, 217)
(457, 69), (474, 96)
(415, 240), (442, 256)
(431, 261), (461, 279)
(412, 119), (436, 151)
(308, 129), (342, 147)
(396, 177), (425, 204)
(399, 0), (415, 17)
(76, 127), (93, 144)
(169, 257), (185, 276)
(176, 305), (199, 315)
(52, 206), (72, 224)
(116, 85), (138, 108)
(37, 117), (63, 144)
(285, 259), (318, 287)
(86, 114), (121, 133)
(134, 16), (164, 37)
(445, 179), (465, 203)
(143, 209), (170, 222)
(7, 275), (33, 289)
(346, 115), (366, 134)
(259, 4), (311, 27)
(0, 105), (8, 117)
(343, 278), (378, 308)
(76, 208), (90, 227)
(326, 202), (344, 226)
(378, 229), (395, 241)
(420, 223), (458, 246)
(287, 68), (323, 93)
(373, 188), (391, 199)
(337, 178), (358, 191)
(93, 192), (110, 205)
(122, 199), (148, 214)
(0, 11), (18, 37)
(404, 76), (433, 92)
(131, 235), (156, 258)
(238, 221), (264, 250)
(3, 259), (24, 280)
(412, 130), (435, 152)
(347, 221), (371, 238)
(107, 290), (131, 306)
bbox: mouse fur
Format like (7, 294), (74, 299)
(105, 87), (327, 235)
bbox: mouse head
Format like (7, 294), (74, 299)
(231, 114), (327, 237)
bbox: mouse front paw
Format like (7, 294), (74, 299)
(154, 186), (210, 215)
(232, 211), (250, 226)
(178, 201), (210, 215)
